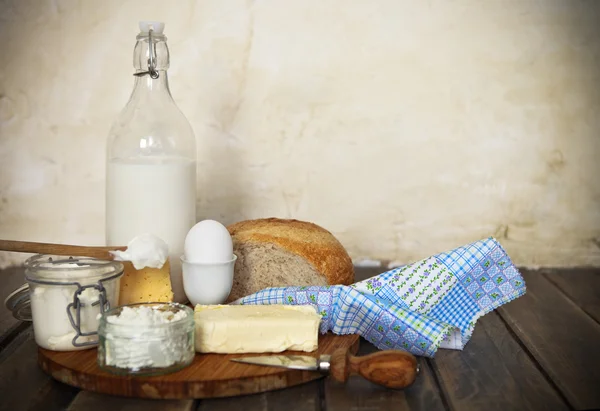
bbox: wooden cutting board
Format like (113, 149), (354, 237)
(38, 332), (360, 399)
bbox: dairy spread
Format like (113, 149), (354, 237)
(99, 304), (194, 372)
(28, 262), (120, 351)
(194, 304), (321, 353)
(110, 233), (168, 270)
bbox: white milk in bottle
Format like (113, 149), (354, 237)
(106, 22), (197, 302)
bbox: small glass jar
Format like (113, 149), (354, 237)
(97, 302), (194, 376)
(24, 254), (123, 351)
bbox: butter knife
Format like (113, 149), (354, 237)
(231, 349), (419, 389)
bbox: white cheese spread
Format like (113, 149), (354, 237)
(101, 305), (192, 371)
(110, 234), (168, 270)
(29, 264), (119, 351)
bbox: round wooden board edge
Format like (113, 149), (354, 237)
(37, 333), (360, 399)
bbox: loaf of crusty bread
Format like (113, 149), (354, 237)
(225, 218), (354, 302)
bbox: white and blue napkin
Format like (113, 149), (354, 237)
(232, 237), (526, 357)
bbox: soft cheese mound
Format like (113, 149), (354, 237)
(103, 305), (189, 370)
(106, 305), (186, 325)
(194, 304), (321, 353)
(110, 233), (168, 270)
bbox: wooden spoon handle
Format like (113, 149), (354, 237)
(329, 348), (419, 389)
(0, 239), (126, 260)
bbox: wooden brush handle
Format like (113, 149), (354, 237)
(0, 239), (126, 260)
(329, 349), (419, 389)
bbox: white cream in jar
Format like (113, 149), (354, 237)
(25, 255), (123, 351)
(97, 303), (194, 376)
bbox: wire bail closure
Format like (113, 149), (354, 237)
(66, 282), (111, 347)
(134, 27), (159, 79)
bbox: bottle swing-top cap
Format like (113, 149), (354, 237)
(134, 21), (165, 79)
(139, 21), (165, 34)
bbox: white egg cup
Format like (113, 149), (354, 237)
(181, 254), (237, 306)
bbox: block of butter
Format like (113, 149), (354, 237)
(194, 304), (321, 353)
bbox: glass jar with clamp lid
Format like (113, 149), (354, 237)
(22, 254), (123, 351)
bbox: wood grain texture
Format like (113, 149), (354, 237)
(543, 269), (600, 323)
(329, 348), (418, 389)
(38, 333), (359, 400)
(25, 379), (80, 411)
(67, 392), (195, 411)
(0, 266), (27, 346)
(431, 312), (569, 411)
(324, 370), (410, 411)
(197, 379), (321, 411)
(498, 271), (600, 410)
(325, 338), (446, 411)
(197, 393), (268, 411)
(0, 328), (77, 411)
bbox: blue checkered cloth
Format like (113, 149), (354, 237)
(231, 237), (526, 357)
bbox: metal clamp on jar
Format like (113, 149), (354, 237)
(4, 254), (123, 351)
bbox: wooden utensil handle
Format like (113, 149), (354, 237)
(0, 239), (125, 260)
(329, 349), (419, 389)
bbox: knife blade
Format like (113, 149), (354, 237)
(231, 354), (322, 371)
(230, 349), (419, 389)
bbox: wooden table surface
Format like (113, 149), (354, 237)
(1, 265), (599, 411)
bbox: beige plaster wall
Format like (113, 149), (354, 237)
(1, 0), (599, 268)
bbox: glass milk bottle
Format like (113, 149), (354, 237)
(106, 21), (196, 303)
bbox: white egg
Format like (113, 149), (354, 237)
(184, 219), (233, 263)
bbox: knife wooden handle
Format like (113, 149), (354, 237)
(329, 349), (419, 389)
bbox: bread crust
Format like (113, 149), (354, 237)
(227, 218), (354, 285)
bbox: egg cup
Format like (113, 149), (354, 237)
(181, 255), (237, 305)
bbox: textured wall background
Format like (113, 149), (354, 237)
(1, 0), (599, 268)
